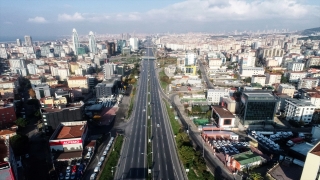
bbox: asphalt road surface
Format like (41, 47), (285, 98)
(115, 59), (148, 179)
(149, 57), (184, 179)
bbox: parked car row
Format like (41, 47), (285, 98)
(58, 159), (85, 180)
(90, 136), (114, 180)
(209, 139), (249, 155)
(255, 134), (280, 151)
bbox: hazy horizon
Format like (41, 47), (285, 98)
(1, 0), (319, 39)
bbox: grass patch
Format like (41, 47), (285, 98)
(158, 57), (177, 67)
(99, 135), (124, 180)
(159, 69), (170, 91)
(127, 84), (137, 119)
(163, 100), (181, 135)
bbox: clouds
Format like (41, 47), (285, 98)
(58, 12), (84, 21)
(27, 16), (47, 23)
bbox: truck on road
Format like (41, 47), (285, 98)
(286, 137), (304, 146)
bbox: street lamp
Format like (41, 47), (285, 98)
(111, 166), (116, 176)
(141, 152), (153, 174)
(144, 125), (152, 143)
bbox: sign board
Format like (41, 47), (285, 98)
(49, 139), (82, 146)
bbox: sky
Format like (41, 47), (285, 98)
(0, 0), (319, 39)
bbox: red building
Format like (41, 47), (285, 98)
(0, 101), (16, 128)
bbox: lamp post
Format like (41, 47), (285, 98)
(144, 125), (152, 143)
(141, 152), (153, 175)
(111, 166), (116, 176)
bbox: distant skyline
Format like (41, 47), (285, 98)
(0, 0), (319, 39)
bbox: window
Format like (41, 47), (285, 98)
(224, 119), (232, 125)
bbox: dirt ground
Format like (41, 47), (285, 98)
(114, 84), (133, 127)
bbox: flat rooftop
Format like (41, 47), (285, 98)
(310, 141), (320, 156)
(212, 106), (234, 118)
(0, 139), (8, 163)
(55, 125), (85, 140)
(55, 151), (82, 160)
(290, 142), (314, 156)
(268, 163), (302, 180)
(244, 92), (277, 101)
(286, 98), (315, 107)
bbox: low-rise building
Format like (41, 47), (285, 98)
(265, 72), (282, 85)
(33, 84), (51, 99)
(251, 75), (266, 86)
(230, 151), (263, 171)
(277, 84), (295, 98)
(211, 106), (235, 128)
(289, 71), (307, 82)
(287, 61), (305, 72)
(298, 78), (319, 89)
(67, 76), (89, 93)
(95, 78), (119, 98)
(285, 98), (315, 124)
(207, 89), (229, 105)
(239, 67), (264, 77)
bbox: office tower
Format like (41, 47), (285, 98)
(24, 35), (33, 46)
(72, 28), (80, 55)
(129, 38), (138, 51)
(88, 31), (97, 54)
(16, 39), (22, 46)
(103, 63), (116, 80)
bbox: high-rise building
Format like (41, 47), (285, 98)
(129, 38), (139, 51)
(88, 31), (97, 54)
(24, 35), (33, 46)
(16, 39), (22, 46)
(72, 28), (80, 55)
(103, 63), (116, 80)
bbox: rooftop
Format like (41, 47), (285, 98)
(310, 141), (320, 156)
(0, 139), (8, 163)
(232, 151), (262, 165)
(290, 142), (314, 156)
(286, 98), (315, 107)
(212, 106), (235, 118)
(55, 125), (85, 139)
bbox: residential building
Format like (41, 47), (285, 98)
(29, 78), (42, 86)
(285, 98), (315, 124)
(266, 59), (278, 67)
(211, 106), (235, 128)
(278, 84), (295, 98)
(103, 63), (116, 80)
(27, 63), (37, 75)
(41, 102), (84, 134)
(230, 151), (263, 171)
(0, 102), (16, 129)
(69, 62), (79, 74)
(0, 139), (18, 180)
(72, 29), (80, 55)
(301, 142), (320, 180)
(40, 97), (67, 107)
(122, 47), (130, 56)
(222, 97), (237, 114)
(184, 65), (197, 76)
(67, 76), (89, 93)
(289, 72), (307, 82)
(33, 84), (51, 99)
(239, 67), (264, 77)
(57, 68), (70, 81)
(261, 48), (284, 59)
(88, 31), (97, 54)
(186, 53), (196, 66)
(306, 56), (320, 68)
(251, 75), (266, 86)
(207, 89), (229, 105)
(95, 78), (119, 98)
(287, 61), (305, 72)
(265, 73), (282, 85)
(308, 93), (320, 109)
(24, 35), (33, 46)
(9, 59), (26, 69)
(0, 130), (16, 139)
(274, 93), (291, 114)
(238, 91), (278, 126)
(298, 78), (319, 89)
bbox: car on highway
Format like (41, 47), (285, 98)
(97, 161), (102, 167)
(99, 157), (105, 162)
(72, 165), (77, 172)
(157, 124), (160, 127)
(105, 146), (109, 151)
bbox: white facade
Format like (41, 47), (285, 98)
(251, 75), (266, 86)
(207, 89), (229, 105)
(9, 59), (26, 69)
(129, 38), (139, 51)
(57, 68), (70, 81)
(289, 72), (307, 82)
(298, 78), (319, 89)
(24, 35), (33, 46)
(27, 64), (37, 75)
(88, 31), (97, 54)
(287, 62), (304, 72)
(186, 53), (196, 65)
(285, 98), (315, 124)
(265, 73), (282, 85)
(239, 67), (264, 77)
(103, 63), (116, 80)
(72, 28), (80, 55)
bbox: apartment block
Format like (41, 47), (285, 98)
(251, 75), (266, 86)
(278, 84), (295, 98)
(298, 78), (319, 89)
(239, 67), (264, 77)
(207, 89), (229, 105)
(265, 73), (282, 85)
(67, 76), (89, 93)
(285, 98), (315, 124)
(288, 72), (307, 82)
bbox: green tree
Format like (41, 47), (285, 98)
(10, 134), (29, 156)
(179, 145), (194, 167)
(249, 172), (263, 180)
(281, 75), (288, 83)
(244, 77), (252, 83)
(15, 118), (28, 128)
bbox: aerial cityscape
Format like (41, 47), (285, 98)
(0, 0), (320, 180)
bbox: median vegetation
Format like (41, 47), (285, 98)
(163, 100), (214, 180)
(159, 69), (171, 91)
(99, 135), (124, 180)
(127, 63), (140, 118)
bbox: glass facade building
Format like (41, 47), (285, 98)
(239, 92), (277, 126)
(72, 28), (80, 55)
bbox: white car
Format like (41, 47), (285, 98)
(97, 161), (102, 167)
(103, 151), (107, 156)
(94, 166), (100, 173)
(157, 124), (160, 127)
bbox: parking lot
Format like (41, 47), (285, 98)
(207, 138), (250, 155)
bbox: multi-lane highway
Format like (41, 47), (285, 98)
(115, 59), (148, 179)
(115, 44), (184, 179)
(149, 51), (184, 180)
